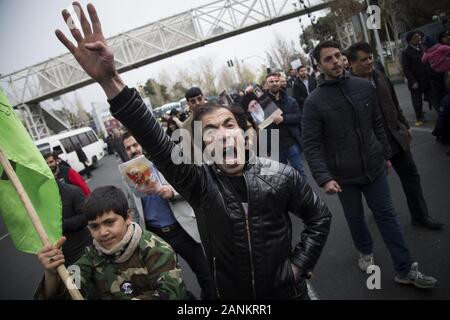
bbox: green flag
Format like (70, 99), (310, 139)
(0, 90), (62, 254)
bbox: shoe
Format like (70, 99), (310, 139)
(394, 262), (437, 289)
(358, 253), (375, 272)
(415, 121), (424, 127)
(412, 217), (444, 230)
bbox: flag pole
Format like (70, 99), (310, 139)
(0, 149), (84, 300)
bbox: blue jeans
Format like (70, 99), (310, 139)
(338, 173), (413, 275)
(279, 143), (306, 178)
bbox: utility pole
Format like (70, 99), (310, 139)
(366, 0), (385, 67)
(226, 59), (240, 84)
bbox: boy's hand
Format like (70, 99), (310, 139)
(55, 2), (124, 98)
(37, 237), (67, 274)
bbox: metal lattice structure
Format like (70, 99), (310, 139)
(1, 0), (332, 109)
(335, 18), (357, 49)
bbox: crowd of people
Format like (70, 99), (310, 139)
(31, 3), (449, 300)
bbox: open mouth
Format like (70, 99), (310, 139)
(223, 145), (238, 165)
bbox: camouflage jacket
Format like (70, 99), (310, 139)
(35, 230), (186, 300)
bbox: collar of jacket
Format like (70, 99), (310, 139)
(408, 44), (422, 52)
(348, 68), (376, 81)
(317, 71), (350, 87)
(266, 88), (289, 102)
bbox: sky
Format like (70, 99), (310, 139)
(0, 0), (327, 112)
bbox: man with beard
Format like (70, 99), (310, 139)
(265, 72), (306, 178)
(121, 132), (214, 300)
(44, 153), (90, 196)
(53, 2), (331, 299)
(293, 65), (317, 108)
(302, 40), (437, 289)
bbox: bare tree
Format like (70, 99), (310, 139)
(329, 0), (365, 21)
(157, 69), (174, 89)
(265, 33), (309, 72)
(196, 57), (218, 96)
(217, 66), (236, 91)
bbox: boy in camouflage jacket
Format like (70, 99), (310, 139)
(35, 186), (186, 300)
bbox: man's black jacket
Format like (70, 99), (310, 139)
(302, 73), (392, 187)
(293, 75), (317, 108)
(109, 87), (331, 299)
(401, 46), (431, 91)
(57, 181), (91, 266)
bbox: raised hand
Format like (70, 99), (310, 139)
(55, 2), (124, 98)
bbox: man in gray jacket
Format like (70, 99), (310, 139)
(121, 131), (213, 299)
(302, 40), (437, 289)
(348, 41), (443, 230)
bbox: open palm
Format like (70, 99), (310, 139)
(55, 2), (116, 84)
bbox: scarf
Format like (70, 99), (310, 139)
(93, 222), (142, 263)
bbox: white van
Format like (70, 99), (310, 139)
(35, 127), (105, 173)
(152, 102), (182, 119)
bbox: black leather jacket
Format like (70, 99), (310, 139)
(109, 87), (331, 299)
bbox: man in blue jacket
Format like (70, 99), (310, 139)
(265, 72), (306, 178)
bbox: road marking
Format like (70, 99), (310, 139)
(0, 233), (9, 241)
(410, 127), (433, 133)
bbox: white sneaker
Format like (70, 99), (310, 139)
(394, 262), (437, 289)
(358, 253), (375, 272)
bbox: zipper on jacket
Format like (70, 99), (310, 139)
(340, 87), (368, 174)
(242, 174), (256, 299)
(213, 257), (221, 299)
(219, 171), (257, 299)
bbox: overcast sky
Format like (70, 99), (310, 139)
(0, 0), (326, 111)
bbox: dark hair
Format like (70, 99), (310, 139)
(228, 104), (256, 131)
(438, 29), (450, 44)
(43, 152), (54, 161)
(192, 102), (229, 123)
(265, 72), (281, 80)
(406, 30), (423, 43)
(185, 87), (203, 100)
(83, 186), (129, 221)
(297, 65), (307, 72)
(121, 131), (134, 147)
(240, 92), (258, 111)
(347, 42), (374, 62)
(312, 40), (341, 63)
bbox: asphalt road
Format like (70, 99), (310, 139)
(0, 83), (449, 300)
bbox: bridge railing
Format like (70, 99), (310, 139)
(0, 0), (330, 107)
